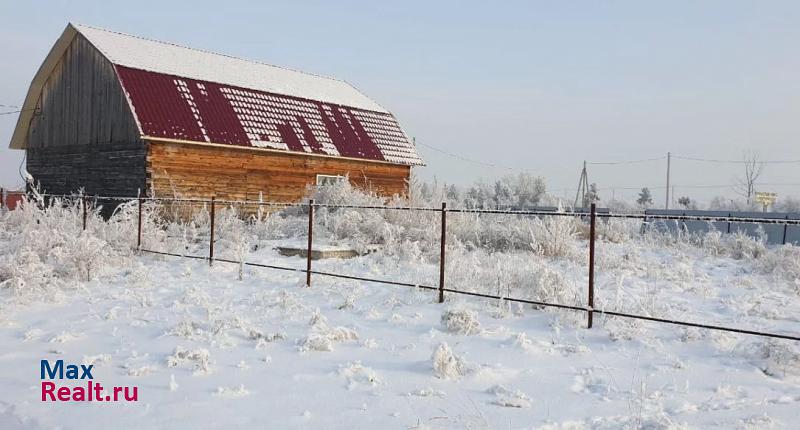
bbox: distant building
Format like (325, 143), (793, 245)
(9, 23), (423, 201)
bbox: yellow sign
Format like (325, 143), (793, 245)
(755, 191), (778, 207)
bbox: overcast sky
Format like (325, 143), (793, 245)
(1, 1), (799, 203)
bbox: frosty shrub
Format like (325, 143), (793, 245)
(597, 218), (639, 244)
(756, 245), (800, 285)
(487, 385), (532, 408)
(725, 230), (767, 260)
(70, 233), (110, 282)
(441, 308), (481, 335)
(605, 198), (641, 214)
(443, 247), (583, 312)
(253, 213), (309, 241)
(0, 248), (60, 301)
(299, 309), (359, 352)
(0, 194), (125, 300)
(528, 214), (580, 258)
(167, 346), (211, 375)
(338, 361), (382, 387)
(432, 342), (468, 379)
(736, 339), (800, 379)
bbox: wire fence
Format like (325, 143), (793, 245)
(24, 192), (800, 342)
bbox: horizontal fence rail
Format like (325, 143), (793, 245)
(138, 248), (800, 342)
(18, 191), (800, 342)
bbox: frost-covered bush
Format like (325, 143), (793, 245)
(756, 245), (800, 285)
(597, 218), (639, 244)
(167, 346), (211, 375)
(299, 308), (359, 352)
(487, 385), (532, 408)
(736, 339), (800, 379)
(726, 230), (767, 260)
(605, 198), (641, 214)
(443, 246), (584, 312)
(70, 233), (109, 282)
(432, 342), (468, 379)
(0, 195), (127, 301)
(441, 308), (481, 335)
(528, 214), (580, 258)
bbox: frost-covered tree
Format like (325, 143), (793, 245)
(465, 180), (494, 209)
(584, 183), (600, 207)
(677, 196), (696, 209)
(775, 197), (800, 213)
(708, 196), (760, 211)
(444, 184), (460, 202)
(464, 174), (545, 209)
(605, 198), (639, 214)
(637, 188), (653, 207)
(511, 173), (546, 209)
(493, 180), (515, 208)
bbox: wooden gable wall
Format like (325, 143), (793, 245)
(25, 34), (146, 197)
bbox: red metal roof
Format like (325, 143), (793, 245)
(116, 66), (422, 165)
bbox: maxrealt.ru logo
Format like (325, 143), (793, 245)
(40, 360), (138, 402)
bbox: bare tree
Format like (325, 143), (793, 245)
(734, 151), (764, 204)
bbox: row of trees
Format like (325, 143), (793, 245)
(414, 152), (795, 212)
(569, 151), (795, 211)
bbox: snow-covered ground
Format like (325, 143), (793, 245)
(1, 193), (799, 429)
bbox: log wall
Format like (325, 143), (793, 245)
(147, 140), (410, 201)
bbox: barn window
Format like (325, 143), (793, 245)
(316, 174), (346, 187)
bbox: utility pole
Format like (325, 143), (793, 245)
(665, 152), (671, 209)
(574, 161), (589, 209)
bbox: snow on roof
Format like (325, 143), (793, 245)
(74, 24), (388, 113)
(10, 23), (422, 165)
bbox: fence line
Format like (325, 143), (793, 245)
(18, 192), (800, 341)
(36, 192), (800, 226)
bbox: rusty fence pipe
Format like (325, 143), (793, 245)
(137, 197), (143, 250)
(306, 199), (315, 287)
(82, 195), (88, 231)
(783, 216), (789, 245)
(438, 202), (447, 303)
(209, 196), (216, 266)
(588, 203), (596, 328)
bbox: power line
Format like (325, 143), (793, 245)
(595, 183), (800, 192)
(587, 156), (666, 165)
(673, 155), (800, 164)
(415, 141), (518, 172)
(0, 108), (38, 116)
(0, 104), (20, 109)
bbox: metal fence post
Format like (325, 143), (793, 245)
(588, 203), (596, 328)
(438, 202), (447, 303)
(209, 196), (216, 266)
(82, 195), (88, 231)
(0, 187), (4, 210)
(783, 216), (789, 245)
(306, 199), (315, 287)
(137, 196), (143, 250)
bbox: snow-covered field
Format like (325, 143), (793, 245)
(1, 190), (799, 429)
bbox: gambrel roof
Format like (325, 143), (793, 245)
(10, 23), (424, 166)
